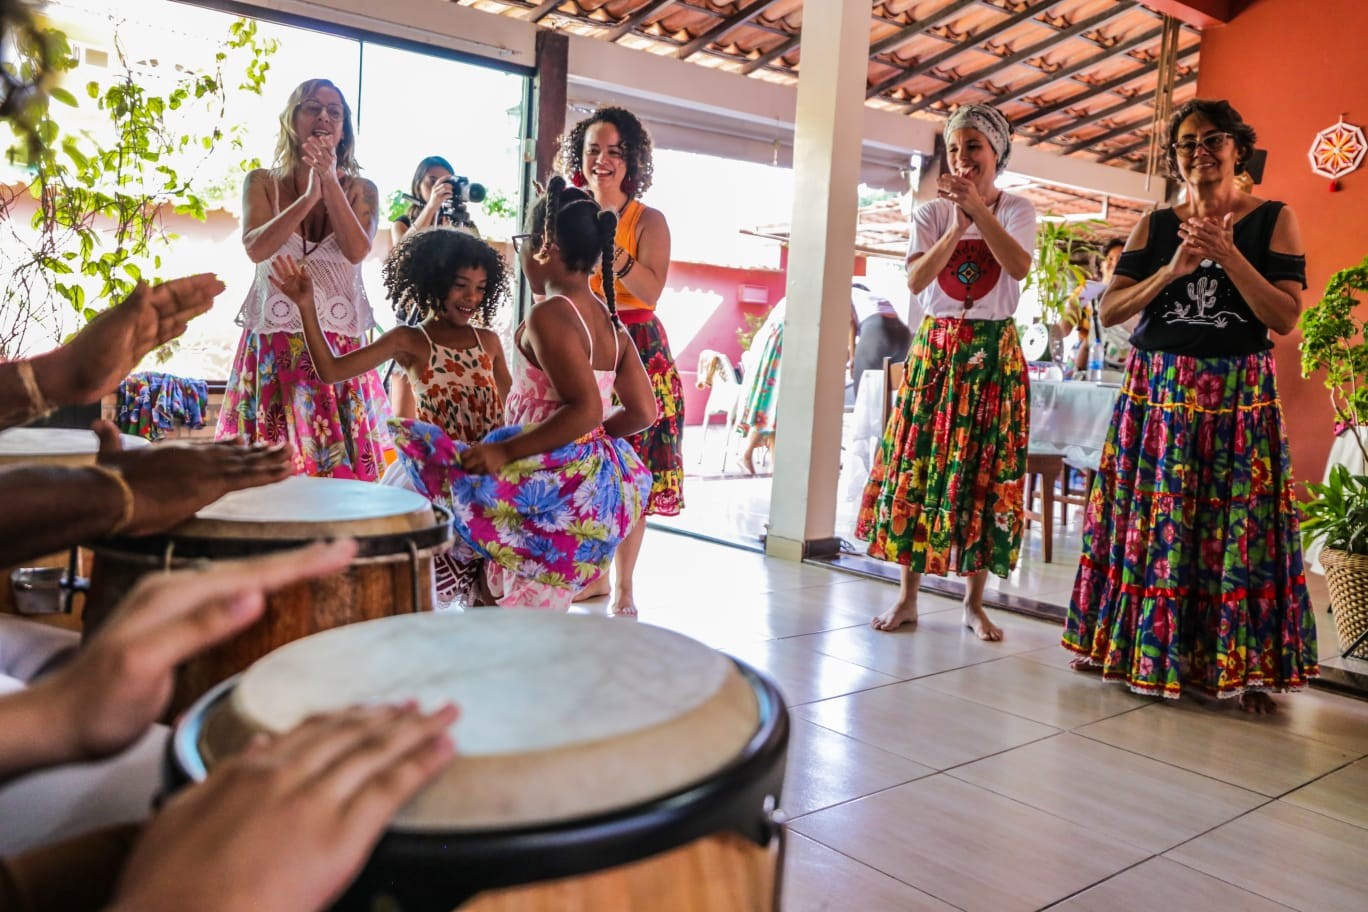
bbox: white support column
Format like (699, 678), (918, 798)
(764, 0), (872, 561)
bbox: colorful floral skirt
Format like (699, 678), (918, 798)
(216, 330), (391, 481)
(856, 317), (1028, 578)
(1061, 350), (1318, 698)
(390, 419), (652, 610)
(735, 320), (782, 438)
(621, 312), (685, 516)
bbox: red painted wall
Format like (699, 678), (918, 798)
(1199, 0), (1368, 484)
(663, 261), (787, 426)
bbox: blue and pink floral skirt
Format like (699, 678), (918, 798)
(1062, 349), (1318, 698)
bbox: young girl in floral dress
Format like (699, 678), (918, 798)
(391, 176), (657, 610)
(270, 226), (511, 605)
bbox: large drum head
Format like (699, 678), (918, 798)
(0, 427), (147, 466)
(182, 475), (435, 539)
(222, 612), (762, 831)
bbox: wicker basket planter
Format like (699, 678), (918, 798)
(1322, 548), (1368, 660)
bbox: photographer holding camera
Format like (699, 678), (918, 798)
(391, 155), (485, 245)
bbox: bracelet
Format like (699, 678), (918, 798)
(615, 253), (636, 279)
(15, 360), (52, 419)
(89, 465), (136, 536)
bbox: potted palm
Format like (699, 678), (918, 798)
(1023, 219), (1096, 369)
(1299, 255), (1368, 658)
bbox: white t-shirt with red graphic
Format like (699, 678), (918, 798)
(906, 193), (1038, 321)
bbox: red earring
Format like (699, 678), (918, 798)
(571, 171), (587, 188)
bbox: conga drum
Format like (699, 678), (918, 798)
(0, 427), (148, 629)
(170, 612), (790, 911)
(84, 476), (452, 716)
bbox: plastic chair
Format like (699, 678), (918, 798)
(695, 350), (741, 471)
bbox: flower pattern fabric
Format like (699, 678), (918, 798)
(1062, 349), (1318, 698)
(735, 310), (783, 439)
(216, 330), (391, 481)
(857, 317), (1028, 578)
(620, 314), (685, 516)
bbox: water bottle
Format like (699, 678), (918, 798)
(1087, 308), (1106, 382)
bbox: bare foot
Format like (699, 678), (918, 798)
(872, 599), (917, 632)
(739, 449), (756, 476)
(1239, 691), (1277, 715)
(963, 607), (1003, 642)
(1068, 656), (1101, 673)
(610, 592), (638, 618)
(573, 575), (610, 603)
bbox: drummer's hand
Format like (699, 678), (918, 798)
(111, 702), (458, 912)
(93, 420), (294, 536)
(25, 541), (357, 768)
(460, 441), (510, 474)
(36, 274), (224, 408)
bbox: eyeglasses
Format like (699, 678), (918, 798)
(511, 233), (533, 253)
(298, 102), (344, 120)
(1172, 132), (1231, 158)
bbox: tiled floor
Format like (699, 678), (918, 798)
(580, 529), (1368, 912)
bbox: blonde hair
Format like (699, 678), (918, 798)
(271, 79), (360, 179)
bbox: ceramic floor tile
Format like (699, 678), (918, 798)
(781, 833), (959, 912)
(1163, 687), (1368, 756)
(799, 614), (1009, 679)
(1075, 703), (1357, 796)
(918, 656), (1151, 729)
(792, 775), (1149, 912)
(950, 733), (1268, 854)
(1166, 800), (1368, 912)
(780, 718), (934, 818)
(794, 681), (1058, 769)
(1047, 857), (1296, 911)
(1016, 644), (1080, 672)
(1283, 757), (1368, 830)
(746, 586), (881, 639)
(720, 637), (901, 707)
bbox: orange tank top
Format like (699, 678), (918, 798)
(590, 199), (650, 313)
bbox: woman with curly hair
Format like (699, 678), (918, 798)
(271, 226), (510, 607)
(1062, 99), (1316, 713)
(216, 78), (390, 479)
(557, 105), (682, 617)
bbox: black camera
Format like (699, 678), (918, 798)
(438, 176), (486, 231)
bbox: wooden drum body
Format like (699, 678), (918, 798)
(0, 428), (147, 629)
(169, 612), (790, 912)
(84, 476), (451, 716)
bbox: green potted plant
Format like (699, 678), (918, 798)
(1022, 219), (1098, 367)
(1299, 255), (1368, 658)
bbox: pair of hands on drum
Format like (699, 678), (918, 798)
(112, 701), (458, 912)
(92, 420), (294, 537)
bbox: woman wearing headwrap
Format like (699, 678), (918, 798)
(857, 103), (1037, 641)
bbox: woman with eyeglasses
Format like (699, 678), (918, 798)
(216, 79), (392, 480)
(1062, 99), (1317, 713)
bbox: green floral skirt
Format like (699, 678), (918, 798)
(857, 317), (1028, 578)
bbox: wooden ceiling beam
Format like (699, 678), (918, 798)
(1030, 70), (1196, 146)
(989, 24), (1161, 110)
(902, 1), (1136, 115)
(868, 0), (979, 58)
(1063, 113), (1155, 156)
(1014, 41), (1199, 127)
(677, 0), (784, 61)
(606, 0), (679, 43)
(865, 0), (1061, 100)
(1095, 135), (1151, 164)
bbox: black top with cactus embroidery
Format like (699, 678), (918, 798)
(1116, 200), (1306, 357)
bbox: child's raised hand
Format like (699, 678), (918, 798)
(460, 441), (510, 475)
(268, 255), (314, 308)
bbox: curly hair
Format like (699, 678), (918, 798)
(382, 227), (508, 328)
(1165, 98), (1258, 178)
(271, 79), (360, 179)
(527, 175), (621, 324)
(556, 105), (655, 198)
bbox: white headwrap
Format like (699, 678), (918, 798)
(944, 103), (1013, 173)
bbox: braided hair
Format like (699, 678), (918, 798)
(528, 175), (622, 326)
(382, 226), (508, 327)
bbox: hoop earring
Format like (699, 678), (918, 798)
(571, 171), (587, 188)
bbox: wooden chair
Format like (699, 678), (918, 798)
(881, 356), (905, 431)
(1057, 456), (1096, 526)
(1023, 452), (1064, 563)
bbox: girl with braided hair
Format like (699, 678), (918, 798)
(391, 176), (656, 610)
(558, 105), (681, 617)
